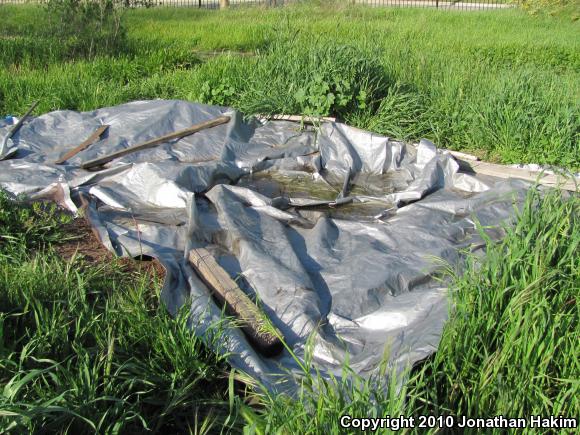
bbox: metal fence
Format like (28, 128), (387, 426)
(355, 0), (509, 9)
(0, 0), (511, 10)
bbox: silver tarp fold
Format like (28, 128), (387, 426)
(0, 100), (529, 392)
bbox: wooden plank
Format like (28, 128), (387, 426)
(261, 114), (336, 124)
(54, 125), (109, 164)
(188, 248), (283, 356)
(81, 115), (231, 170)
(446, 149), (479, 161)
(456, 159), (578, 192)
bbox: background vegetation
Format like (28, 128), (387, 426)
(1, 4), (579, 169)
(513, 0), (579, 18)
(0, 2), (578, 433)
(41, 0), (127, 59)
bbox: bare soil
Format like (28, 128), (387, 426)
(54, 216), (166, 280)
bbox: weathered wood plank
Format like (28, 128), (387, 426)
(446, 149), (479, 161)
(1, 100), (39, 160)
(260, 114), (336, 123)
(55, 125), (109, 164)
(456, 159), (578, 192)
(81, 115), (230, 170)
(188, 248), (283, 356)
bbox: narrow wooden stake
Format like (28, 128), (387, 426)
(81, 115), (230, 170)
(54, 125), (109, 164)
(188, 248), (283, 356)
(1, 100), (39, 158)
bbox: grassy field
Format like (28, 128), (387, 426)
(1, 4), (579, 169)
(0, 2), (579, 433)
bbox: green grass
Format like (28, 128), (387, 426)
(1, 3), (579, 168)
(0, 193), (236, 433)
(407, 187), (579, 419)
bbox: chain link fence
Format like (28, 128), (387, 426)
(0, 0), (511, 10)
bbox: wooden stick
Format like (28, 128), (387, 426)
(188, 248), (283, 356)
(1, 100), (39, 158)
(54, 125), (109, 164)
(456, 159), (578, 192)
(81, 115), (231, 170)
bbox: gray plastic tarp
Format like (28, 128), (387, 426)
(0, 100), (530, 392)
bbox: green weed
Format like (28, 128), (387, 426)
(407, 186), (579, 419)
(0, 191), (73, 259)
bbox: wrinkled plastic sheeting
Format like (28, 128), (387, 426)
(0, 100), (530, 392)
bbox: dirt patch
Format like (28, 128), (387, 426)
(54, 216), (166, 280)
(55, 218), (111, 263)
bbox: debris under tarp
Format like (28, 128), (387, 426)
(0, 100), (533, 393)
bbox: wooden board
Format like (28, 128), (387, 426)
(446, 149), (479, 161)
(81, 115), (230, 170)
(261, 114), (336, 123)
(55, 125), (109, 164)
(456, 158), (578, 192)
(188, 248), (283, 356)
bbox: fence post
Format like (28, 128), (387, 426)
(220, 0), (229, 8)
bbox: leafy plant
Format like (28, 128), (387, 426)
(198, 80), (237, 106)
(236, 34), (387, 118)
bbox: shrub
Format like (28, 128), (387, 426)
(512, 0), (577, 17)
(193, 31), (388, 119)
(43, 0), (128, 58)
